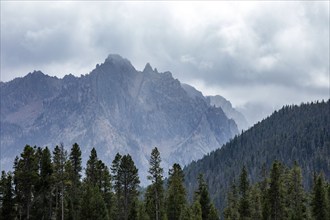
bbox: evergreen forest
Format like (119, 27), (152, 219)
(0, 145), (220, 220)
(1, 100), (329, 220)
(184, 100), (330, 213)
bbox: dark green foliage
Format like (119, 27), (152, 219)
(97, 161), (113, 216)
(13, 145), (39, 219)
(238, 165), (250, 219)
(249, 186), (262, 220)
(113, 154), (140, 220)
(32, 147), (53, 219)
(191, 199), (203, 220)
(223, 162), (329, 220)
(0, 171), (15, 220)
(179, 204), (192, 220)
(111, 152), (122, 220)
(208, 203), (219, 220)
(184, 101), (330, 213)
(128, 199), (139, 220)
(147, 147), (165, 220)
(80, 185), (109, 220)
(137, 200), (150, 220)
(223, 182), (239, 220)
(52, 144), (67, 220)
(85, 147), (98, 185)
(167, 163), (187, 220)
(195, 174), (211, 220)
(311, 174), (328, 220)
(66, 143), (82, 220)
(287, 162), (307, 220)
(268, 160), (285, 220)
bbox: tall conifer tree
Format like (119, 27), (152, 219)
(166, 163), (187, 220)
(67, 143), (82, 220)
(147, 147), (164, 220)
(239, 165), (250, 220)
(311, 174), (328, 220)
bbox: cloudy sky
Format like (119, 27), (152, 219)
(1, 1), (329, 123)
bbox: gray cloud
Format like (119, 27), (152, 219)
(1, 1), (329, 124)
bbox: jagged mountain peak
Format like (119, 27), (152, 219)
(143, 62), (153, 73)
(25, 70), (49, 80)
(29, 70), (45, 75)
(101, 54), (135, 72)
(1, 54), (239, 185)
(105, 54), (132, 66)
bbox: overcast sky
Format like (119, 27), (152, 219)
(1, 1), (329, 123)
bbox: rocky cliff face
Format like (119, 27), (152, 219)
(207, 95), (249, 131)
(0, 54), (238, 184)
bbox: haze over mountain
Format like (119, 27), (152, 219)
(207, 95), (249, 131)
(2, 2), (328, 128)
(0, 54), (239, 184)
(180, 83), (249, 131)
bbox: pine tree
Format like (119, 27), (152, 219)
(80, 185), (109, 220)
(13, 145), (39, 219)
(311, 173), (328, 220)
(117, 154), (140, 220)
(179, 204), (192, 220)
(32, 147), (53, 219)
(287, 162), (307, 220)
(0, 171), (15, 220)
(137, 200), (150, 220)
(223, 181), (239, 220)
(66, 143), (82, 220)
(208, 203), (219, 220)
(85, 148), (98, 185)
(195, 174), (211, 220)
(111, 153), (122, 220)
(96, 160), (113, 215)
(249, 185), (262, 220)
(147, 147), (164, 220)
(145, 185), (157, 220)
(268, 161), (284, 220)
(85, 148), (113, 217)
(259, 163), (270, 220)
(166, 163), (187, 220)
(239, 165), (250, 220)
(128, 199), (139, 220)
(53, 144), (67, 220)
(191, 200), (203, 220)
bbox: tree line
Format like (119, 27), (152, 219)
(223, 161), (330, 220)
(0, 144), (219, 220)
(1, 143), (329, 220)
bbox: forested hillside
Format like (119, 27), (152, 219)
(184, 100), (330, 212)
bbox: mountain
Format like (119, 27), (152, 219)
(179, 85), (249, 131)
(183, 100), (330, 212)
(207, 95), (249, 131)
(0, 54), (238, 184)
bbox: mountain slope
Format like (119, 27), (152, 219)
(0, 54), (238, 184)
(207, 95), (249, 131)
(184, 100), (330, 212)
